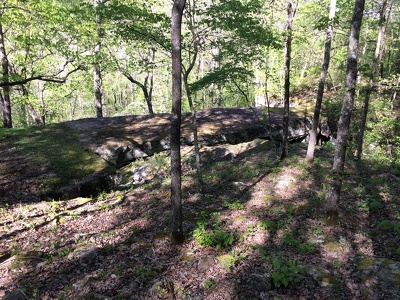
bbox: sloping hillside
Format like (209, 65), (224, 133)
(1, 107), (400, 299)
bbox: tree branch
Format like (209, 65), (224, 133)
(0, 66), (82, 87)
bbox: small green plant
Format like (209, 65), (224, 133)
(50, 241), (57, 250)
(68, 210), (81, 218)
(141, 212), (151, 220)
(333, 259), (343, 268)
(242, 167), (259, 179)
(50, 199), (60, 212)
(97, 191), (107, 200)
(297, 241), (316, 254)
(103, 243), (114, 253)
(315, 184), (327, 202)
(217, 248), (246, 271)
(58, 247), (71, 258)
(271, 258), (302, 288)
(32, 288), (38, 298)
(359, 196), (383, 213)
(258, 218), (276, 231)
(98, 203), (110, 210)
(378, 219), (400, 231)
(223, 200), (245, 210)
(283, 232), (299, 248)
(134, 265), (156, 283)
(117, 192), (125, 202)
(312, 223), (323, 235)
(193, 212), (235, 249)
(246, 225), (256, 233)
(202, 278), (215, 289)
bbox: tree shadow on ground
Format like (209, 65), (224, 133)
(2, 141), (399, 299)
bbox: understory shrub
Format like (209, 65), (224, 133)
(193, 212), (235, 249)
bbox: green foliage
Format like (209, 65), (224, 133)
(271, 258), (303, 288)
(58, 247), (71, 258)
(217, 248), (246, 271)
(97, 191), (108, 200)
(283, 232), (300, 248)
(378, 220), (400, 232)
(190, 65), (253, 93)
(98, 202), (110, 210)
(202, 278), (215, 289)
(258, 218), (276, 231)
(358, 195), (383, 213)
(297, 242), (317, 254)
(193, 212), (235, 249)
(223, 200), (245, 210)
(0, 125), (108, 192)
(134, 265), (156, 283)
(50, 200), (60, 213)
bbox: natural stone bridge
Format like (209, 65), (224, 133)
(64, 107), (312, 168)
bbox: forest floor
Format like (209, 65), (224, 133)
(1, 131), (400, 299)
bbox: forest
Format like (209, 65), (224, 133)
(1, 0), (400, 299)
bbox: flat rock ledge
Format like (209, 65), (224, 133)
(64, 107), (312, 168)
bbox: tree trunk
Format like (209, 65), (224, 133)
(306, 0), (336, 164)
(378, 0), (393, 78)
(264, 53), (275, 146)
(280, 0), (294, 160)
(356, 0), (391, 159)
(94, 0), (103, 118)
(20, 85), (43, 125)
(0, 23), (12, 128)
(326, 0), (365, 226)
(143, 47), (155, 114)
(392, 76), (399, 110)
(183, 2), (204, 193)
(170, 0), (186, 245)
(123, 72), (154, 115)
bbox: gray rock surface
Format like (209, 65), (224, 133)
(64, 107), (312, 168)
(355, 257), (400, 299)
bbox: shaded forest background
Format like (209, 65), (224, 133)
(1, 0), (400, 299)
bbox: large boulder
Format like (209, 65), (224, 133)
(64, 107), (312, 168)
(355, 257), (400, 299)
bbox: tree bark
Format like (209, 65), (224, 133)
(326, 0), (365, 226)
(356, 0), (392, 159)
(123, 72), (154, 115)
(20, 85), (43, 125)
(147, 48), (155, 114)
(280, 0), (294, 160)
(183, 1), (204, 193)
(170, 0), (186, 245)
(306, 0), (336, 164)
(378, 0), (393, 78)
(94, 0), (103, 118)
(0, 23), (12, 128)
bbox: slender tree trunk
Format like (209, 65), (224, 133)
(264, 53), (277, 152)
(326, 0), (365, 226)
(0, 23), (12, 128)
(170, 0), (186, 245)
(143, 48), (155, 114)
(280, 0), (294, 160)
(94, 0), (103, 118)
(306, 0), (336, 164)
(20, 85), (43, 125)
(123, 73), (154, 115)
(184, 74), (203, 193)
(378, 0), (393, 78)
(183, 2), (204, 193)
(392, 76), (399, 110)
(356, 0), (391, 159)
(0, 91), (3, 118)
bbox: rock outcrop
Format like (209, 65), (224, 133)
(64, 107), (311, 168)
